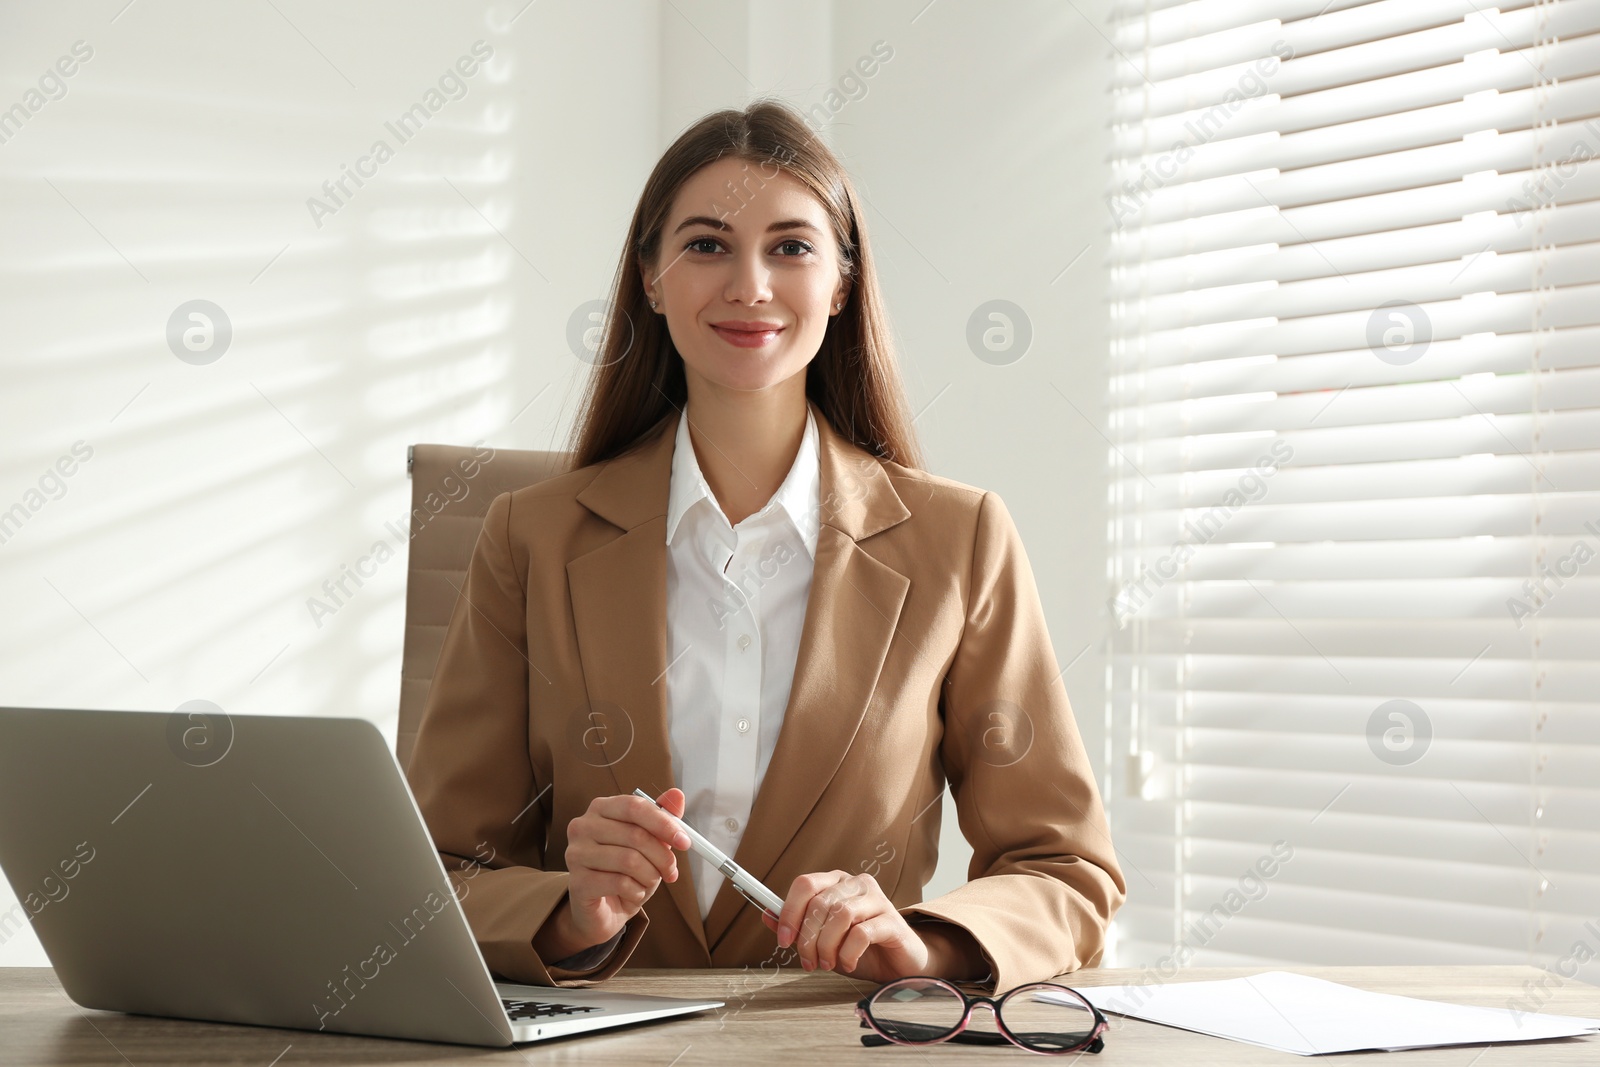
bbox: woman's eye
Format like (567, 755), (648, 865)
(683, 238), (814, 257)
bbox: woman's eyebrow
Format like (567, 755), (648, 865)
(673, 215), (822, 236)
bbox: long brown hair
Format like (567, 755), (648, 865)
(564, 98), (924, 472)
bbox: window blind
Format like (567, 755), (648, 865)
(1104, 0), (1600, 981)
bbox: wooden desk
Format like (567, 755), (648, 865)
(2, 966), (1595, 1065)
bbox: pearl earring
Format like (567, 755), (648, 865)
(649, 299), (658, 309)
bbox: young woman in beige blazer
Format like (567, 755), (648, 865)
(405, 99), (1124, 996)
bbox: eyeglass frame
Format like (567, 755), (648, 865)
(855, 974), (1109, 1056)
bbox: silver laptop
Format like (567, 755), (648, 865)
(0, 706), (723, 1046)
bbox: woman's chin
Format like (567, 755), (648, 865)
(686, 357), (803, 395)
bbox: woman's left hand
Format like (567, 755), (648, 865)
(759, 871), (930, 983)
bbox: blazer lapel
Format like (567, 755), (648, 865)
(702, 404), (912, 952)
(566, 410), (710, 958)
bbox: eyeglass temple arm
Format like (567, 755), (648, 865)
(860, 1030), (1008, 1048)
(859, 1028), (1105, 1053)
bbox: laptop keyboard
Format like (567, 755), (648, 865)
(502, 998), (606, 1020)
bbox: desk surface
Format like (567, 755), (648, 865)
(2, 965), (1595, 1065)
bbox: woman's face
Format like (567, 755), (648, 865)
(642, 156), (850, 398)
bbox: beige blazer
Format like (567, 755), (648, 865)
(405, 398), (1125, 993)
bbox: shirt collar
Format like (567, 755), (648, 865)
(665, 403), (820, 559)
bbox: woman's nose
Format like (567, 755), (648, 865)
(724, 252), (773, 304)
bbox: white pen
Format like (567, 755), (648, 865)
(632, 788), (785, 920)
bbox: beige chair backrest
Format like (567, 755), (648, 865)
(398, 442), (571, 771)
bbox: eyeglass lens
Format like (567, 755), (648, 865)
(999, 984), (1098, 1053)
(867, 980), (1098, 1054)
(868, 979), (965, 1043)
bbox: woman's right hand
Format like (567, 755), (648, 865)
(555, 788), (692, 953)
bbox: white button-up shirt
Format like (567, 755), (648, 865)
(663, 403), (820, 920)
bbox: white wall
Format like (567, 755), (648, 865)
(823, 0), (1116, 927)
(0, 0), (1112, 965)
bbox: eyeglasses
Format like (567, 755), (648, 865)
(856, 975), (1108, 1056)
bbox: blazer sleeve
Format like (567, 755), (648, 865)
(404, 489), (649, 986)
(899, 490), (1127, 993)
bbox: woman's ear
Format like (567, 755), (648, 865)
(639, 260), (658, 310)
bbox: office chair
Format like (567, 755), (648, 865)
(397, 442), (571, 771)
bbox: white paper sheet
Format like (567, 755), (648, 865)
(1040, 971), (1600, 1056)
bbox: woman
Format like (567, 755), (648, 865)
(406, 99), (1124, 994)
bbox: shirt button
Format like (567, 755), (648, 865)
(737, 633), (751, 650)
(736, 717), (750, 734)
(724, 817), (740, 833)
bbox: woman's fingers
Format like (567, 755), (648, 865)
(806, 879), (877, 971)
(566, 791), (694, 904)
(570, 842), (666, 895)
(657, 786), (687, 819)
(595, 870), (652, 905)
(596, 792), (693, 852)
(779, 871), (867, 968)
(583, 818), (679, 882)
(836, 914), (894, 973)
(775, 872), (903, 973)
(775, 870), (842, 953)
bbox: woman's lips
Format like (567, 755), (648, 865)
(711, 325), (784, 348)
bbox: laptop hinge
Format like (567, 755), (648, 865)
(406, 444), (414, 478)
